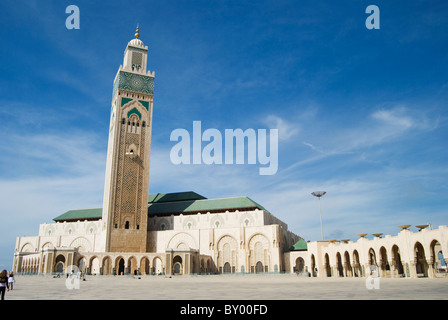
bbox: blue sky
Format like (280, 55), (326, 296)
(1, 0), (447, 270)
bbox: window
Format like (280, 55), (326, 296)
(125, 221), (130, 229)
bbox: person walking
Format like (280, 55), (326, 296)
(8, 272), (15, 290)
(0, 270), (9, 300)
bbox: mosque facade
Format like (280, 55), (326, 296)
(12, 29), (448, 279)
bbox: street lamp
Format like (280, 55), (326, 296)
(311, 191), (326, 241)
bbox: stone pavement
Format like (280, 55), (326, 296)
(4, 273), (448, 300)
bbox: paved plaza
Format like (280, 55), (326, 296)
(4, 274), (448, 300)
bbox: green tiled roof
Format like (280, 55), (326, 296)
(53, 208), (102, 222)
(148, 191), (206, 203)
(289, 239), (307, 251)
(148, 196), (268, 216)
(53, 192), (268, 222)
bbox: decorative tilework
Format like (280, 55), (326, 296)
(121, 97), (133, 107)
(127, 107), (142, 119)
(138, 100), (149, 110)
(112, 71), (154, 98)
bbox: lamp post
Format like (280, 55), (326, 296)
(311, 191), (326, 241)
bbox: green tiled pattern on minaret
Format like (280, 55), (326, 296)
(113, 71), (154, 97)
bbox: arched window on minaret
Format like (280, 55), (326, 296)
(127, 114), (140, 134)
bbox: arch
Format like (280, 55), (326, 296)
(69, 237), (92, 252)
(155, 218), (171, 231)
(368, 248), (377, 266)
(115, 257), (125, 275)
(140, 257), (150, 275)
(414, 241), (428, 277)
(65, 224), (76, 235)
(86, 222), (98, 234)
(183, 217), (197, 230)
(128, 256), (138, 275)
(54, 254), (66, 273)
(176, 242), (189, 250)
(391, 245), (404, 277)
(45, 225), (56, 236)
(102, 256), (112, 275)
(173, 255), (183, 275)
(248, 233), (270, 273)
(41, 242), (55, 250)
(167, 232), (198, 250)
(239, 213), (255, 227)
(210, 215), (225, 229)
(344, 251), (353, 277)
(430, 239), (446, 276)
(153, 256), (163, 274)
(379, 246), (390, 277)
(295, 257), (305, 274)
(89, 256), (100, 275)
(223, 262), (231, 274)
(217, 235), (238, 273)
(127, 108), (142, 120)
(123, 100), (147, 121)
(20, 243), (34, 253)
(255, 261), (264, 273)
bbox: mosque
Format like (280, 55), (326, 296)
(12, 28), (448, 279)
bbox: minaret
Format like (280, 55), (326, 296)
(101, 26), (155, 253)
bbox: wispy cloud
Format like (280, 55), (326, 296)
(0, 128), (107, 268)
(371, 105), (439, 131)
(302, 141), (324, 153)
(0, 130), (106, 178)
(284, 105), (440, 172)
(262, 115), (300, 142)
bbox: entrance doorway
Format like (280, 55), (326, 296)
(118, 258), (125, 275)
(255, 261), (264, 273)
(173, 256), (183, 275)
(223, 262), (231, 273)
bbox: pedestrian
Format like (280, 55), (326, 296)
(8, 272), (15, 290)
(0, 270), (9, 300)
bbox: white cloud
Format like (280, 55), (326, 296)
(0, 129), (107, 269)
(371, 108), (414, 129)
(302, 141), (324, 153)
(262, 115), (300, 142)
(371, 105), (439, 131)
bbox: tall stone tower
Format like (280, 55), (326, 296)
(101, 27), (155, 253)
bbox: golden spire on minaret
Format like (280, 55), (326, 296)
(135, 25), (140, 39)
